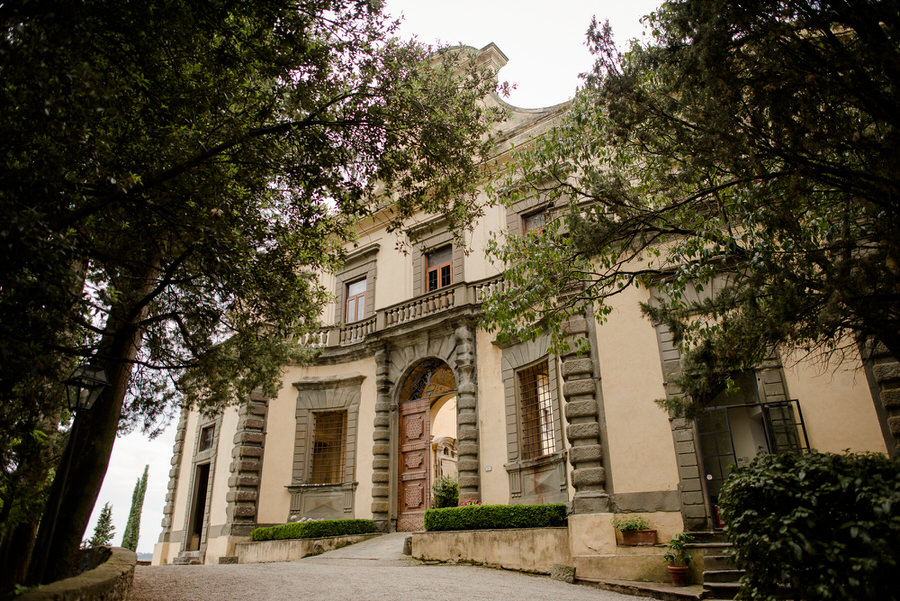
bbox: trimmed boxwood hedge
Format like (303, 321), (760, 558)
(251, 518), (376, 541)
(424, 503), (567, 532)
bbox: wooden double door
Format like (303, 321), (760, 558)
(397, 398), (430, 531)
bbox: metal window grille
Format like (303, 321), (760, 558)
(518, 361), (556, 459)
(309, 410), (347, 485)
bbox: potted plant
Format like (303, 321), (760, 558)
(663, 533), (693, 586)
(612, 515), (657, 546)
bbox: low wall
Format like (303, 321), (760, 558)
(412, 527), (570, 574)
(18, 547), (136, 601)
(235, 533), (380, 564)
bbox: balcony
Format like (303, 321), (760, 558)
(301, 275), (509, 349)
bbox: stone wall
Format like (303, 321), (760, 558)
(18, 547), (136, 601)
(235, 533), (380, 563)
(412, 527), (570, 574)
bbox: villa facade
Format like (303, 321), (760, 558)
(152, 44), (894, 573)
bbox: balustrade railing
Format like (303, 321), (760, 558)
(299, 275), (506, 349)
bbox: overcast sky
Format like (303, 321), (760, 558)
(88, 0), (662, 554)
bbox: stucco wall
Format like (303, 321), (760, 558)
(476, 328), (509, 504)
(256, 358), (377, 525)
(412, 527), (570, 574)
(783, 349), (887, 453)
(595, 286), (680, 494)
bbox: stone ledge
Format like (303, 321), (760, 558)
(18, 547), (136, 601)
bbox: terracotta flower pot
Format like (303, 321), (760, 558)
(621, 529), (657, 545)
(667, 565), (690, 586)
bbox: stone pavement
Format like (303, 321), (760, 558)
(131, 533), (638, 601)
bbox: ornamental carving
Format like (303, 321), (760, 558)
(405, 452), (424, 469)
(405, 483), (424, 508)
(406, 416), (423, 441)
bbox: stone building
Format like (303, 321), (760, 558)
(152, 44), (894, 573)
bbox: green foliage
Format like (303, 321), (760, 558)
(121, 465), (148, 552)
(611, 515), (650, 532)
(718, 452), (900, 601)
(424, 503), (567, 532)
(483, 0), (900, 416)
(1, 0), (505, 581)
(662, 533), (692, 566)
(251, 519), (375, 542)
(431, 476), (459, 509)
(86, 503), (115, 548)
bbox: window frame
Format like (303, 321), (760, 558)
(344, 278), (367, 324)
(516, 359), (557, 460)
(425, 245), (453, 292)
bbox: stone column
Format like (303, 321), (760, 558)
(454, 323), (480, 501)
(560, 313), (610, 514)
(223, 392), (268, 538)
(371, 345), (393, 531)
(159, 408), (189, 543)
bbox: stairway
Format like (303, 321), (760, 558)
(171, 550), (202, 565)
(686, 532), (743, 600)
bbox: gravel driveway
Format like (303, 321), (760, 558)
(130, 534), (636, 601)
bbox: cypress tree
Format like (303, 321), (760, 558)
(121, 465), (148, 552)
(87, 503), (114, 548)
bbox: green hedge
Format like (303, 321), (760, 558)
(424, 503), (567, 532)
(719, 452), (900, 601)
(251, 519), (376, 542)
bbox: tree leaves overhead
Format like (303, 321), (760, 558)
(483, 0), (899, 415)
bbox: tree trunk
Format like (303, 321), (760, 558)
(28, 256), (161, 585)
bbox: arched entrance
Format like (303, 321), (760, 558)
(396, 359), (457, 531)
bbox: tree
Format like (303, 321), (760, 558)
(483, 0), (899, 417)
(1, 0), (505, 586)
(121, 465), (148, 552)
(86, 503), (115, 548)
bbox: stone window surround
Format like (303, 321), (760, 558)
(334, 244), (378, 325)
(505, 194), (555, 237)
(410, 217), (465, 298)
(288, 375), (364, 521)
(499, 335), (567, 503)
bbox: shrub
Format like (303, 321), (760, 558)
(719, 451), (900, 601)
(424, 503), (567, 532)
(432, 476), (459, 508)
(251, 518), (376, 542)
(611, 515), (650, 532)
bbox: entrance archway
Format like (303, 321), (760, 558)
(396, 359), (457, 531)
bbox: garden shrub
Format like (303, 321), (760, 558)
(424, 503), (567, 532)
(251, 518), (376, 542)
(432, 476), (459, 508)
(719, 451), (900, 601)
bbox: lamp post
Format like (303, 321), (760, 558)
(28, 362), (109, 584)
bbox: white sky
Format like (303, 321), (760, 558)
(88, 0), (662, 554)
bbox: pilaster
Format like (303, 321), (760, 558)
(371, 345), (393, 531)
(158, 408), (189, 543)
(454, 323), (480, 501)
(222, 392), (268, 537)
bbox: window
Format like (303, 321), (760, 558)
(518, 360), (556, 459)
(344, 278), (366, 323)
(425, 246), (453, 292)
(522, 210), (546, 235)
(309, 410), (347, 484)
(198, 425), (215, 452)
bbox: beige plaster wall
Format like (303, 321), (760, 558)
(431, 396), (457, 438)
(208, 406), (239, 527)
(475, 328), (509, 504)
(256, 357), (377, 525)
(595, 286), (680, 494)
(782, 349), (887, 454)
(465, 193), (505, 283)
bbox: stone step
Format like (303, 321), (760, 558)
(702, 581), (740, 600)
(702, 569), (743, 583)
(703, 554), (736, 571)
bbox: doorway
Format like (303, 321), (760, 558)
(186, 463), (210, 551)
(396, 359), (457, 531)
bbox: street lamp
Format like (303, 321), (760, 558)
(63, 363), (109, 412)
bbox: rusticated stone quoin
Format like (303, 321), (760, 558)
(223, 393), (269, 537)
(370, 346), (393, 532)
(454, 323), (481, 502)
(559, 306), (610, 514)
(158, 408), (189, 543)
(860, 337), (900, 456)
